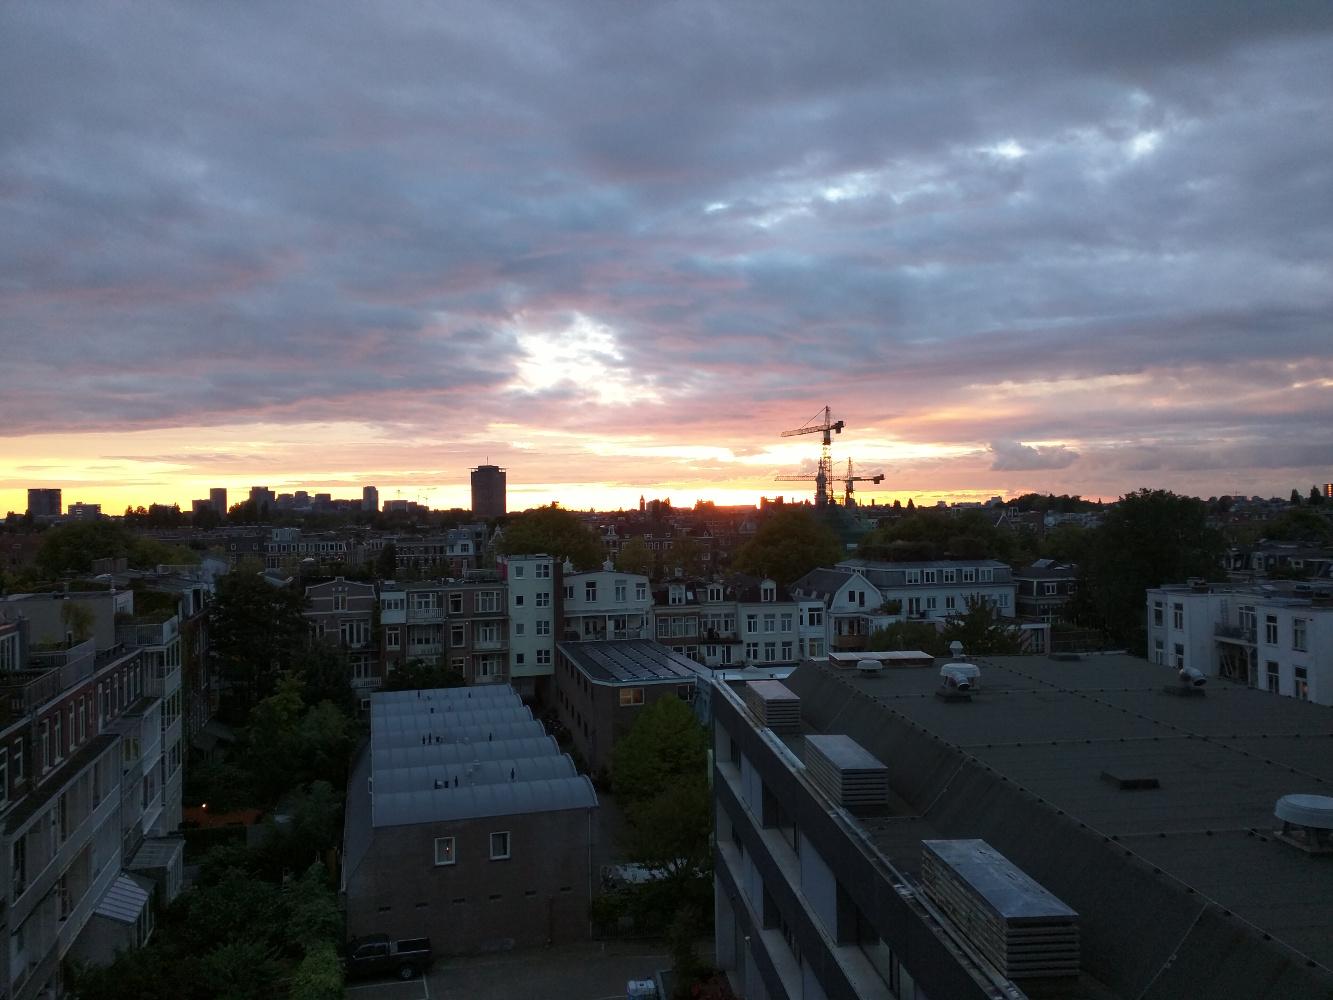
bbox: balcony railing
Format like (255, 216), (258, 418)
(474, 637), (506, 651)
(1214, 624), (1256, 643)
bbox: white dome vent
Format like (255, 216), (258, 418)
(1274, 794), (1333, 854)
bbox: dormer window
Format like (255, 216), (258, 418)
(761, 583), (776, 603)
(707, 585), (723, 603)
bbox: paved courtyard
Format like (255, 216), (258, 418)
(346, 938), (713, 1000)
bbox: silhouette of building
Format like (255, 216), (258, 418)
(470, 465), (506, 519)
(26, 488), (61, 517)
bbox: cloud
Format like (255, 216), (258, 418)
(989, 440), (1080, 471)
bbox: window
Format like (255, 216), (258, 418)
(536, 563), (551, 579)
(386, 626), (401, 650)
(942, 569), (956, 583)
(13, 837), (26, 896)
(763, 614), (776, 633)
(515, 623), (525, 637)
(434, 837), (456, 866)
(450, 625), (465, 647)
(41, 720), (50, 771)
(536, 649), (551, 665)
(1265, 615), (1278, 644)
(1294, 666), (1309, 701)
(619, 583), (630, 603)
(490, 831), (511, 860)
(618, 687), (645, 707)
(1153, 601), (1163, 626)
(745, 642), (759, 661)
(761, 583), (776, 602)
(563, 584), (574, 600)
(1293, 618), (1308, 652)
(979, 568), (994, 582)
(904, 570), (921, 585)
(476, 591), (500, 613)
(535, 591), (550, 607)
(806, 608), (823, 627)
(808, 639), (824, 658)
(764, 642), (777, 662)
(635, 582), (647, 602)
(1265, 661), (1280, 693)
(746, 615), (758, 634)
(53, 713), (63, 762)
(535, 620), (551, 635)
(707, 585), (723, 602)
(333, 592), (347, 611)
(1172, 603), (1184, 630)
(1153, 638), (1164, 664)
(449, 593), (463, 614)
(1044, 582), (1059, 596)
(584, 581), (598, 602)
(1173, 643), (1184, 670)
(780, 613), (793, 632)
(513, 565), (525, 579)
(515, 653), (525, 665)
(944, 595), (956, 611)
(962, 568), (976, 583)
(925, 597), (937, 611)
(781, 641), (793, 660)
(514, 595), (525, 607)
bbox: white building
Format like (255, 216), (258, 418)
(499, 554), (558, 697)
(1147, 581), (1333, 705)
(561, 563), (651, 642)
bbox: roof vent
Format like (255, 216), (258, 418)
(1274, 794), (1333, 854)
(1100, 770), (1160, 791)
(856, 658), (883, 676)
(804, 734), (888, 809)
(1163, 667), (1207, 697)
(937, 663), (979, 700)
(921, 839), (1079, 981)
(949, 640), (965, 660)
(743, 680), (801, 732)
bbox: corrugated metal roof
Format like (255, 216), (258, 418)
(372, 718), (546, 751)
(373, 774), (597, 827)
(372, 735), (558, 772)
(95, 873), (152, 924)
(371, 754), (576, 795)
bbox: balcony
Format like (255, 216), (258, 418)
(474, 636), (507, 652)
(1214, 624), (1256, 644)
(117, 615), (179, 649)
(406, 607), (445, 624)
(407, 642), (442, 656)
(831, 633), (869, 652)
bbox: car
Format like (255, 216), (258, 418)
(343, 934), (434, 981)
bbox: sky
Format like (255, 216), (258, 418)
(3, 2), (1333, 516)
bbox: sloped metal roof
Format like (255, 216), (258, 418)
(94, 873), (152, 924)
(373, 774), (597, 827)
(372, 735), (558, 773)
(371, 754), (576, 796)
(558, 639), (705, 685)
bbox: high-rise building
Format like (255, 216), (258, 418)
(362, 485), (379, 513)
(210, 487), (228, 514)
(470, 464), (506, 519)
(26, 487), (62, 517)
(248, 485), (275, 510)
(1324, 483), (1332, 499)
(66, 501), (102, 520)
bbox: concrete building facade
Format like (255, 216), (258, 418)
(470, 465), (507, 520)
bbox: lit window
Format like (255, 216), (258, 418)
(618, 687), (645, 707)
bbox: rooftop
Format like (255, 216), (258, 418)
(767, 653), (1333, 998)
(558, 639), (704, 686)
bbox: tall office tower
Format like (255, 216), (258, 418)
(470, 464), (507, 519)
(248, 485), (275, 508)
(210, 487), (228, 514)
(26, 488), (62, 517)
(362, 485), (379, 512)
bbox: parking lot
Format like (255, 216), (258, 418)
(346, 939), (710, 1000)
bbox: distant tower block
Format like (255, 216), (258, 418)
(362, 485), (379, 513)
(209, 487), (228, 515)
(471, 465), (507, 519)
(26, 488), (62, 517)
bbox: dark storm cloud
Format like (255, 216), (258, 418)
(2, 1), (1332, 492)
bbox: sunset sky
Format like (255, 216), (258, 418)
(3, 3), (1332, 516)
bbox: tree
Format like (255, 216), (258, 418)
(1290, 488), (1303, 506)
(615, 537), (654, 576)
(665, 535), (708, 578)
(376, 541), (398, 579)
(35, 521), (133, 576)
(381, 658), (466, 691)
(1310, 486), (1326, 507)
(498, 506), (602, 569)
(867, 621), (947, 656)
(611, 696), (708, 804)
(1082, 489), (1222, 652)
(60, 601), (95, 642)
(292, 642), (355, 717)
(939, 597), (1024, 655)
(732, 508), (843, 588)
(622, 775), (711, 880)
(207, 572), (307, 714)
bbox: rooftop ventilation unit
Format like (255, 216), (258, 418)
(1274, 794), (1333, 854)
(1163, 667), (1207, 697)
(856, 658), (883, 676)
(742, 680), (801, 732)
(921, 839), (1079, 981)
(804, 734), (888, 809)
(937, 662), (980, 700)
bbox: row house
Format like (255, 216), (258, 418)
(1147, 580), (1333, 705)
(305, 577), (378, 692)
(561, 565), (651, 644)
(265, 528), (366, 574)
(1013, 559), (1079, 622)
(379, 575), (510, 691)
(790, 560), (1019, 655)
(389, 524), (489, 579)
(500, 555), (559, 701)
(650, 576), (822, 669)
(1, 617), (183, 1000)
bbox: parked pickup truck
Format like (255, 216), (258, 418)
(343, 934), (434, 981)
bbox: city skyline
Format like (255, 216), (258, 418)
(3, 5), (1332, 517)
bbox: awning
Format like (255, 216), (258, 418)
(94, 873), (152, 924)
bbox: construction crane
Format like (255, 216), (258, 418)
(840, 459), (884, 507)
(776, 405), (844, 507)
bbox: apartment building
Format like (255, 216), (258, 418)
(498, 555), (558, 700)
(1, 616), (183, 1000)
(561, 566), (651, 644)
(380, 576), (511, 690)
(305, 577), (378, 691)
(1013, 559), (1079, 622)
(712, 655), (1333, 1000)
(1147, 580), (1333, 705)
